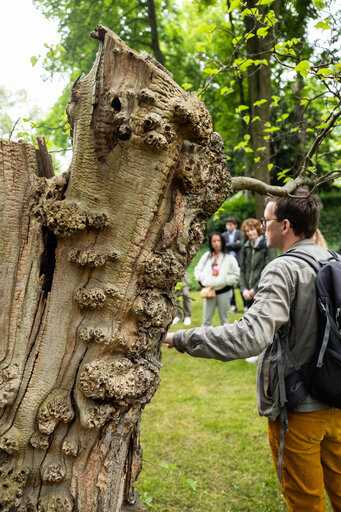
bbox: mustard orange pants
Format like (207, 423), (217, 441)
(268, 408), (341, 512)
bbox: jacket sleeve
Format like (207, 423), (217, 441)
(194, 252), (209, 284)
(223, 254), (240, 286)
(239, 246), (247, 290)
(173, 259), (292, 361)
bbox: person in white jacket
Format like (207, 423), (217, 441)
(195, 232), (240, 326)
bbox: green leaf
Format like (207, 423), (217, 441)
(268, 163), (274, 171)
(253, 99), (267, 107)
(264, 126), (280, 132)
(301, 99), (308, 106)
(239, 59), (256, 72)
(243, 115), (250, 124)
(317, 68), (332, 77)
(186, 478), (197, 491)
(232, 36), (242, 46)
(235, 105), (249, 113)
(256, 27), (269, 38)
(256, 0), (275, 5)
(198, 24), (211, 33)
(159, 462), (169, 469)
(254, 157), (260, 163)
(316, 122), (328, 129)
(181, 83), (193, 91)
(294, 60), (311, 78)
(30, 56), (38, 67)
(203, 67), (219, 75)
(228, 0), (241, 13)
(252, 116), (260, 123)
(314, 19), (331, 30)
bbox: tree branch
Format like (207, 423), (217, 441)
(231, 170), (341, 197)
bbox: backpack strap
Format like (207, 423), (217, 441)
(275, 333), (289, 486)
(279, 250), (321, 272)
(327, 249), (341, 261)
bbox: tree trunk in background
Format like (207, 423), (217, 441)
(244, 0), (276, 218)
(146, 0), (164, 65)
(0, 26), (231, 510)
(292, 77), (308, 174)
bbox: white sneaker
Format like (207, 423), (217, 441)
(184, 317), (191, 326)
(229, 305), (238, 313)
(245, 356), (258, 363)
(172, 316), (181, 325)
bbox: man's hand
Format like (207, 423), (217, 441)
(164, 332), (175, 349)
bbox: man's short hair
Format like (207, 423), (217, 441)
(267, 187), (322, 239)
(225, 217), (237, 226)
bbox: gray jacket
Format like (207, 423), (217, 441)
(173, 239), (330, 420)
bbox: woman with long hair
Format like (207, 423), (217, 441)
(194, 232), (240, 326)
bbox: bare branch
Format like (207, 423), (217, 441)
(300, 103), (341, 177)
(9, 118), (20, 140)
(231, 169), (341, 197)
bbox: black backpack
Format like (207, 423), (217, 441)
(280, 249), (341, 408)
(275, 249), (341, 484)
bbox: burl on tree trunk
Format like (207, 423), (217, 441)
(0, 26), (231, 510)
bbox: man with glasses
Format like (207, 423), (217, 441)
(165, 187), (341, 511)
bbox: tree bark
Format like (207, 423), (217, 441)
(0, 26), (231, 510)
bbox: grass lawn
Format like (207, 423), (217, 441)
(136, 289), (288, 511)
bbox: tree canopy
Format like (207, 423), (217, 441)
(4, 0), (341, 209)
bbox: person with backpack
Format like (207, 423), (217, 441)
(165, 187), (341, 512)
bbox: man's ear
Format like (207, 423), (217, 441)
(282, 219), (291, 233)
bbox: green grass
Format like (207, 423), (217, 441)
(136, 290), (288, 511)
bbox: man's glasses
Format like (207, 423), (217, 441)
(260, 217), (278, 228)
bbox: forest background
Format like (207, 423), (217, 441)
(1, 0), (341, 509)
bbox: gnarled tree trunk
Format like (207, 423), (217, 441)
(0, 26), (231, 510)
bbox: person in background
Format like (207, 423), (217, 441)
(194, 232), (240, 326)
(222, 217), (243, 263)
(222, 217), (243, 313)
(240, 218), (277, 362)
(172, 270), (192, 326)
(240, 218), (277, 310)
(312, 228), (328, 249)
